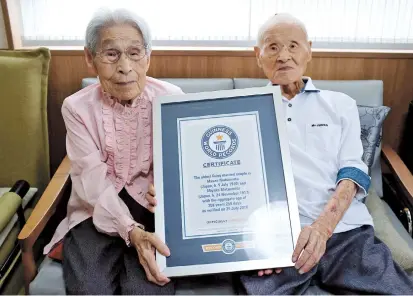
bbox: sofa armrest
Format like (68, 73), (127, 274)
(0, 180), (30, 232)
(381, 145), (413, 206)
(0, 192), (21, 233)
(17, 156), (71, 292)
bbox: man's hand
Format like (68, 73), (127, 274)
(291, 180), (357, 274)
(257, 268), (282, 276)
(256, 218), (331, 276)
(291, 221), (331, 274)
(146, 184), (157, 213)
(129, 226), (170, 286)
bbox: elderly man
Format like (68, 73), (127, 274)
(237, 13), (413, 295)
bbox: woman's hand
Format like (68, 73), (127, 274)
(129, 226), (170, 286)
(146, 184), (157, 213)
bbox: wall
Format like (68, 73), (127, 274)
(47, 50), (413, 174)
(0, 3), (8, 48)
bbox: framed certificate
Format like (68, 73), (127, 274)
(153, 86), (301, 277)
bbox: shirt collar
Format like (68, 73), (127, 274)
(268, 77), (320, 93)
(301, 77), (320, 93)
(101, 87), (144, 108)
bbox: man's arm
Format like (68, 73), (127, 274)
(313, 180), (357, 238)
(292, 180), (356, 273)
(292, 96), (370, 274)
(335, 97), (370, 199)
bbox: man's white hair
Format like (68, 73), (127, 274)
(256, 13), (308, 47)
(85, 7), (152, 55)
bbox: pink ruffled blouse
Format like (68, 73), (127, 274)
(44, 77), (183, 254)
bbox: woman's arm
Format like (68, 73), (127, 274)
(62, 100), (141, 245)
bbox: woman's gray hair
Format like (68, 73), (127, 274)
(85, 7), (152, 55)
(257, 13), (308, 47)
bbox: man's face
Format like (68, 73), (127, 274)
(254, 23), (312, 85)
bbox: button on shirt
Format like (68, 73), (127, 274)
(275, 78), (373, 233)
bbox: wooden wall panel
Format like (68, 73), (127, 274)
(47, 55), (89, 173)
(47, 50), (413, 174)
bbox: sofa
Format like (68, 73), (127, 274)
(23, 77), (413, 295)
(0, 48), (50, 294)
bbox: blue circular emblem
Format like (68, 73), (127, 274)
(201, 125), (239, 159)
(221, 239), (236, 255)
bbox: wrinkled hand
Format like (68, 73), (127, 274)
(146, 184), (157, 213)
(129, 226), (170, 286)
(292, 221), (331, 274)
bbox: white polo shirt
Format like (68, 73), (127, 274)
(276, 77), (373, 233)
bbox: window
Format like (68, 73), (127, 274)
(19, 0), (413, 50)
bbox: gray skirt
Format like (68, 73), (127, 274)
(62, 188), (174, 295)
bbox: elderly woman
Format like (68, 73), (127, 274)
(43, 8), (183, 295)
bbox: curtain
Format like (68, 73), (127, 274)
(19, 0), (413, 49)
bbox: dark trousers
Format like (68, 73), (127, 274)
(62, 188), (174, 295)
(239, 225), (413, 295)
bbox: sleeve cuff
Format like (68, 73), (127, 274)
(336, 167), (371, 201)
(117, 215), (145, 247)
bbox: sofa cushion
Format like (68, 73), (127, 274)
(233, 78), (268, 89)
(160, 78), (234, 93)
(0, 187), (37, 248)
(0, 48), (50, 192)
(358, 106), (390, 168)
(0, 222), (20, 269)
(81, 77), (98, 88)
(366, 189), (413, 272)
(0, 208), (33, 292)
(29, 257), (66, 295)
(82, 77), (234, 94)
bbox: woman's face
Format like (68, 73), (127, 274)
(85, 24), (150, 101)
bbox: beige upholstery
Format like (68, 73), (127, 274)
(0, 47), (51, 294)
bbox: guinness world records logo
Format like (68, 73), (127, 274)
(201, 125), (239, 159)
